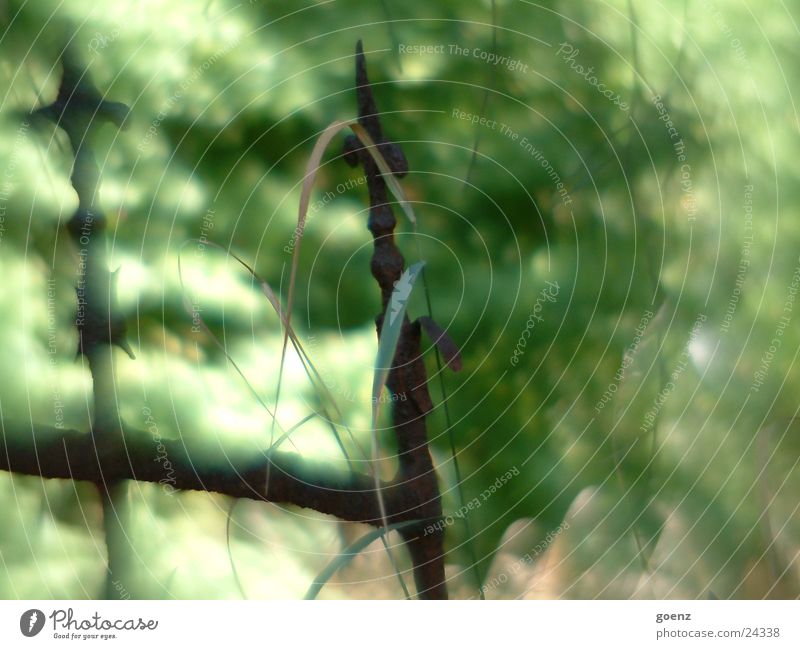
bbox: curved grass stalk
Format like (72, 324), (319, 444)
(304, 519), (429, 600)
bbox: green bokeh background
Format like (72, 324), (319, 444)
(1, 0), (798, 598)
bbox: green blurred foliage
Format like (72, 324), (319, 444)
(1, 0), (799, 598)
